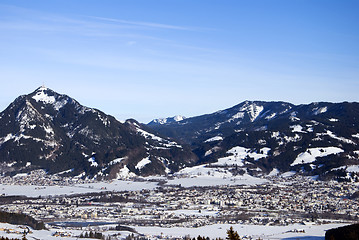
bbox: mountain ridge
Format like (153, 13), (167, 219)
(147, 100), (359, 181)
(0, 87), (197, 179)
(1, 87), (358, 181)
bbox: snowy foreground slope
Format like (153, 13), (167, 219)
(0, 221), (350, 240)
(136, 223), (349, 240)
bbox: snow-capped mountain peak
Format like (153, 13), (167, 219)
(173, 115), (185, 122)
(239, 101), (264, 122)
(148, 115), (186, 125)
(32, 86), (56, 104)
(0, 87), (196, 179)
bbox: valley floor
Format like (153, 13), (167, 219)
(0, 172), (358, 239)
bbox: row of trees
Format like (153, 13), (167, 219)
(0, 211), (45, 230)
(188, 227), (244, 240)
(0, 237), (25, 240)
(78, 231), (105, 239)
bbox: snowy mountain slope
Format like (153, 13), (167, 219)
(148, 101), (294, 144)
(1, 88), (358, 181)
(148, 101), (359, 181)
(148, 115), (186, 125)
(0, 87), (197, 179)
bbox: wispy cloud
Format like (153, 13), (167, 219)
(0, 3), (201, 34)
(89, 16), (195, 31)
(0, 3), (206, 44)
(0, 3), (222, 63)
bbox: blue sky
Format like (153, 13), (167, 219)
(0, 0), (358, 123)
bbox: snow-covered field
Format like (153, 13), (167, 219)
(0, 173), (269, 197)
(135, 222), (350, 239)
(0, 222), (350, 240)
(0, 180), (158, 197)
(167, 174), (268, 187)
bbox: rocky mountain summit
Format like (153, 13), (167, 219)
(148, 115), (186, 125)
(0, 86), (197, 179)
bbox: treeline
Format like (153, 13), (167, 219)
(0, 211), (45, 230)
(112, 225), (137, 233)
(0, 237), (25, 240)
(78, 231), (104, 239)
(187, 227), (242, 240)
(0, 196), (33, 205)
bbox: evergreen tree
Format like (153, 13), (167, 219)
(226, 227), (241, 240)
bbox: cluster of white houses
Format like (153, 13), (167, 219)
(0, 174), (358, 229)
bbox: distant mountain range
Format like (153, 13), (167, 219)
(148, 101), (359, 181)
(1, 87), (358, 181)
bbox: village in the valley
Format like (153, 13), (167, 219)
(0, 168), (358, 239)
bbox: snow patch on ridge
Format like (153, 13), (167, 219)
(0, 133), (14, 146)
(32, 88), (56, 104)
(137, 128), (165, 142)
(53, 98), (68, 111)
(215, 146), (270, 166)
(173, 115), (185, 122)
(240, 103), (264, 122)
(151, 115), (186, 124)
(136, 157), (151, 170)
(204, 146), (221, 156)
(136, 127), (181, 148)
(204, 136), (223, 143)
(117, 165), (136, 179)
(317, 130), (356, 145)
(291, 147), (344, 166)
(88, 157), (98, 167)
(110, 157), (127, 165)
(289, 112), (300, 121)
(290, 125), (306, 133)
(265, 113), (277, 120)
(268, 168), (280, 176)
(313, 106), (328, 115)
(228, 112), (245, 122)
